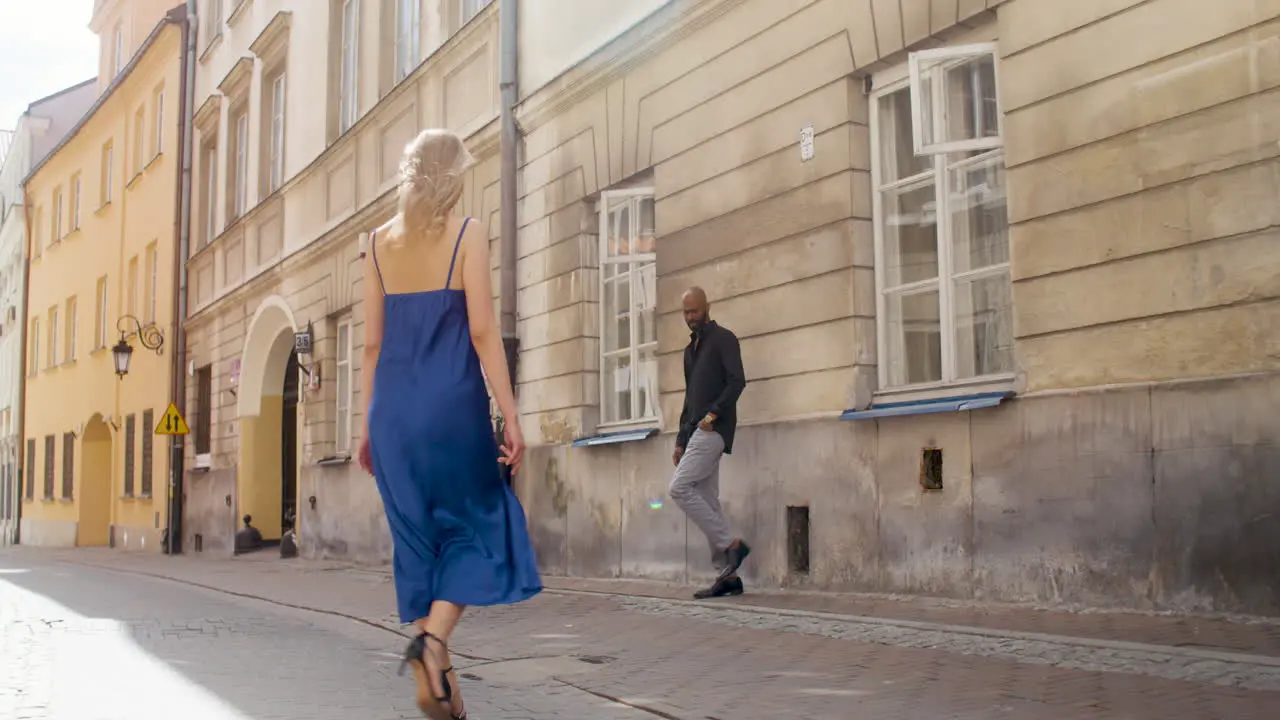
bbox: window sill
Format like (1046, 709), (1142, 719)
(120, 494), (136, 500)
(95, 201), (112, 216)
(137, 493), (153, 500)
(64, 228), (81, 240)
(228, 0), (251, 26)
(841, 391), (1015, 422)
(59, 360), (76, 368)
(144, 153), (163, 172)
(58, 497), (74, 504)
(572, 427), (660, 448)
(91, 345), (107, 355)
(126, 172), (143, 190)
(317, 454), (351, 467)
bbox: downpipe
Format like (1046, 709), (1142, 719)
(165, 0), (198, 554)
(498, 0), (519, 486)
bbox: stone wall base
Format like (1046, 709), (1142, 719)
(19, 518), (78, 548)
(516, 373), (1280, 616)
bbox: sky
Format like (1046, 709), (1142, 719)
(0, 0), (100, 130)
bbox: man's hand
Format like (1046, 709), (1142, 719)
(698, 412), (717, 432)
(673, 445), (685, 467)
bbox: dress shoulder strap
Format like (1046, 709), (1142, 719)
(444, 217), (471, 290)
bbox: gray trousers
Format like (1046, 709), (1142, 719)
(670, 428), (733, 569)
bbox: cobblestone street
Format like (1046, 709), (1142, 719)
(3, 548), (1280, 719)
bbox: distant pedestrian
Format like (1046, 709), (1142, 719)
(670, 287), (750, 599)
(358, 129), (542, 720)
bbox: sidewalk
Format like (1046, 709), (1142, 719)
(21, 547), (1280, 719)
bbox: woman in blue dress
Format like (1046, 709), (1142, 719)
(358, 128), (542, 719)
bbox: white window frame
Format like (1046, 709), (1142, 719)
(146, 245), (158, 323)
(154, 89), (165, 157)
(335, 317), (353, 453)
(203, 143), (218, 243)
(70, 175), (81, 231)
(597, 188), (659, 429)
(127, 257), (138, 317)
(102, 142), (114, 205)
(96, 277), (108, 349)
(233, 112), (248, 218)
(908, 43), (1004, 157)
(133, 107), (146, 176)
(870, 53), (1014, 397)
(395, 0), (420, 82)
(47, 307), (58, 368)
(51, 189), (62, 241)
(29, 318), (39, 373)
(66, 298), (77, 361)
(268, 74), (286, 193)
(339, 0), (360, 133)
(113, 26), (124, 75)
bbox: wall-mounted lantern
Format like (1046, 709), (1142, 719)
(113, 314), (165, 379)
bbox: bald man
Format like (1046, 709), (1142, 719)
(671, 287), (750, 599)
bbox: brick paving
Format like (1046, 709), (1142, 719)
(17, 547), (1280, 719)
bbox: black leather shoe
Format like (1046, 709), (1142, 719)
(694, 575), (745, 599)
(717, 539), (751, 580)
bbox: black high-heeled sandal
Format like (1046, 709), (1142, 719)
(398, 632), (467, 720)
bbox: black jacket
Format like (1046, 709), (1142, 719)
(677, 321), (747, 453)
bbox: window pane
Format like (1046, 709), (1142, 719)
(879, 88), (931, 182)
(636, 344), (658, 420)
(603, 272), (631, 354)
(950, 152), (1009, 273)
(337, 323), (349, 362)
(953, 271), (1013, 380)
(602, 354), (633, 423)
(881, 181), (938, 287)
(885, 289), (942, 387)
(637, 196), (655, 254)
(946, 54), (999, 145)
(635, 262), (656, 346)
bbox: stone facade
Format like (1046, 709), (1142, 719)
(177, 0), (1280, 615)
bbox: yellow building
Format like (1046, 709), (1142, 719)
(21, 4), (189, 549)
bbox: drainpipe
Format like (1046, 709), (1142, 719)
(498, 0), (519, 479)
(14, 197), (32, 544)
(164, 0), (197, 554)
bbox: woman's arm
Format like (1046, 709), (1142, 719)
(460, 220), (518, 423)
(360, 225), (389, 440)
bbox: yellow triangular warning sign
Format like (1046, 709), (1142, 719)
(155, 402), (190, 436)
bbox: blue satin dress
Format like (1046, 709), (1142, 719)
(368, 218), (542, 623)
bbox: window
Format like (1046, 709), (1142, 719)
(61, 433), (74, 500)
(339, 0), (360, 132)
(123, 414), (136, 496)
(51, 188), (62, 241)
(113, 25), (124, 75)
(395, 0), (420, 81)
(101, 141), (114, 205)
(28, 317), (38, 374)
(95, 277), (108, 349)
(459, 0), (491, 26)
(43, 435), (54, 500)
(598, 190), (658, 425)
(141, 409), (154, 496)
(202, 142), (218, 243)
(47, 306), (58, 367)
(335, 318), (352, 453)
(25, 438), (34, 500)
(31, 208), (42, 259)
(268, 73), (286, 193)
(145, 244), (158, 323)
(871, 45), (1012, 392)
(232, 111), (248, 218)
(133, 107), (146, 176)
(154, 88), (165, 157)
(208, 0), (223, 41)
(195, 366), (212, 455)
(126, 256), (139, 320)
(70, 174), (81, 231)
(65, 297), (77, 361)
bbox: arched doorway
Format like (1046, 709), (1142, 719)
(79, 414), (112, 546)
(236, 296), (300, 547)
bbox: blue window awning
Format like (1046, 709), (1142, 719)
(571, 428), (660, 448)
(841, 391), (1014, 422)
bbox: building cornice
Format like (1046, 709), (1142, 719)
(216, 56), (255, 99)
(228, 0), (254, 27)
(249, 10), (291, 63)
(193, 94), (223, 134)
(515, 0), (748, 132)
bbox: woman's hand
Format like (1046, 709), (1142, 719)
(357, 434), (373, 475)
(499, 418), (526, 476)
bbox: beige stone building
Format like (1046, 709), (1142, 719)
(182, 0), (1280, 615)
